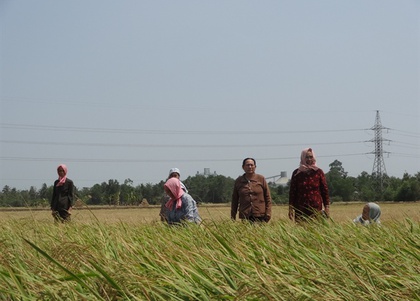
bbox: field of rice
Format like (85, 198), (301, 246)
(0, 203), (419, 300)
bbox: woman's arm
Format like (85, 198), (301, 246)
(319, 170), (330, 215)
(68, 180), (75, 208)
(231, 180), (240, 220)
(182, 194), (198, 223)
(262, 177), (272, 220)
(288, 171), (298, 220)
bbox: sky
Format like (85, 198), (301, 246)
(1, 0), (419, 190)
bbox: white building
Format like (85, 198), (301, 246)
(266, 171), (289, 186)
(196, 168), (217, 177)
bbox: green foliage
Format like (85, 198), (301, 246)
(326, 160), (356, 201)
(395, 176), (420, 202)
(325, 161), (420, 203)
(1, 163), (420, 208)
(185, 175), (235, 204)
(268, 183), (288, 204)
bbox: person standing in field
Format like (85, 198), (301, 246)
(51, 164), (74, 222)
(163, 177), (201, 225)
(231, 158), (272, 222)
(159, 168), (188, 222)
(288, 148), (330, 222)
(353, 202), (381, 225)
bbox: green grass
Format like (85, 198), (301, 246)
(0, 213), (419, 300)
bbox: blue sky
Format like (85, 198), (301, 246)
(1, 0), (419, 190)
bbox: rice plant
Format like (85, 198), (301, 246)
(0, 207), (419, 300)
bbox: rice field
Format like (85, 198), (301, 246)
(1, 202), (419, 224)
(0, 203), (419, 300)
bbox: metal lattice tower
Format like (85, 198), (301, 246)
(370, 111), (389, 198)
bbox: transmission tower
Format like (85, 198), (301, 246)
(370, 110), (389, 199)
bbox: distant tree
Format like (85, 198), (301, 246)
(183, 174), (235, 204)
(27, 186), (38, 206)
(395, 182), (414, 202)
(1, 169), (419, 207)
(207, 175), (234, 203)
(9, 188), (24, 207)
(184, 175), (210, 203)
(395, 173), (420, 202)
(38, 183), (49, 199)
(88, 183), (104, 205)
(383, 176), (401, 201)
(151, 181), (165, 205)
(77, 186), (91, 205)
(275, 184), (287, 196)
(326, 160), (355, 201)
(268, 182), (289, 204)
(138, 183), (156, 205)
(354, 172), (375, 202)
(120, 178), (135, 205)
(0, 186), (9, 206)
(2, 185), (11, 194)
(105, 179), (120, 205)
(329, 160), (348, 177)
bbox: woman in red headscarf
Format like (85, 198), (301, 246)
(51, 164), (74, 222)
(288, 148), (330, 222)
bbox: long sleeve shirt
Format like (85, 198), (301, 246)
(51, 179), (74, 211)
(289, 169), (329, 215)
(166, 193), (201, 225)
(231, 174), (272, 220)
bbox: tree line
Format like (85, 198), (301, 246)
(1, 160), (419, 207)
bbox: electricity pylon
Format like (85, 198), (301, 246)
(370, 110), (389, 200)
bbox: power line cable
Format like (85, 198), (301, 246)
(0, 139), (366, 148)
(0, 123), (366, 135)
(0, 152), (371, 163)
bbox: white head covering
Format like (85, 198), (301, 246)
(167, 167), (188, 193)
(353, 202), (381, 225)
(168, 168), (180, 178)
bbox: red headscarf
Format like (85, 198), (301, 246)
(296, 148), (319, 175)
(56, 164), (68, 186)
(164, 177), (185, 210)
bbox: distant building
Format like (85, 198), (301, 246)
(275, 171), (289, 186)
(267, 171), (289, 186)
(196, 168), (217, 177)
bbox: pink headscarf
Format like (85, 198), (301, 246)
(56, 164), (68, 186)
(164, 177), (185, 210)
(296, 148), (319, 175)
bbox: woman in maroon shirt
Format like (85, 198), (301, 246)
(288, 148), (330, 222)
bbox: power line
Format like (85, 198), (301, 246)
(0, 123), (366, 135)
(387, 129), (420, 138)
(0, 139), (366, 148)
(0, 152), (369, 163)
(390, 152), (420, 158)
(389, 141), (420, 149)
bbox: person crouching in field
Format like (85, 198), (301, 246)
(159, 168), (188, 222)
(163, 177), (201, 225)
(51, 164), (74, 223)
(353, 202), (381, 225)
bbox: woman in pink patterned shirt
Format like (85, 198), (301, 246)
(288, 148), (330, 222)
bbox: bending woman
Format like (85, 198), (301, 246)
(164, 177), (201, 225)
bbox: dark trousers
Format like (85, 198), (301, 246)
(52, 210), (71, 222)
